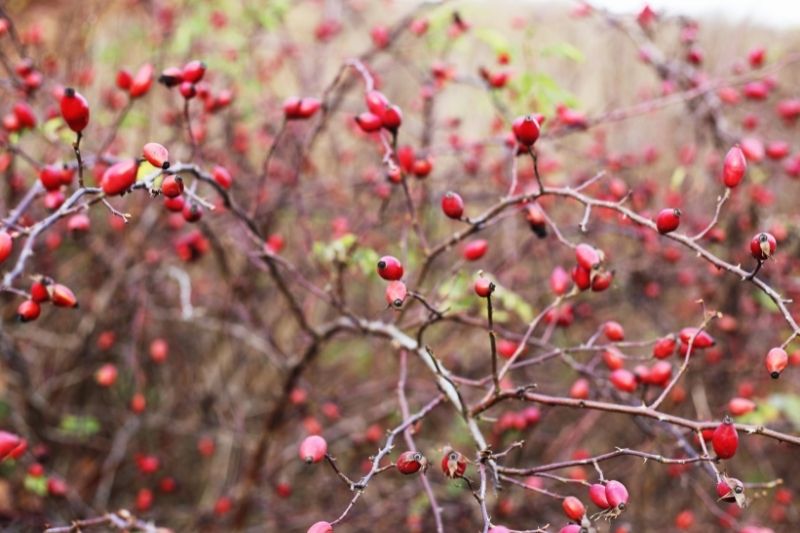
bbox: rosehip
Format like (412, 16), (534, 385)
(365, 90), (389, 115)
(512, 115), (540, 146)
(0, 431), (24, 461)
(653, 335), (677, 359)
(591, 270), (613, 292)
(0, 231), (12, 263)
(610, 369), (637, 393)
(307, 522), (333, 533)
(679, 327), (715, 348)
(750, 232), (776, 261)
(179, 81), (196, 99)
(116, 68), (132, 90)
(603, 321), (624, 341)
(474, 277), (494, 297)
(385, 280), (407, 308)
(381, 104), (402, 130)
(441, 192), (464, 219)
(712, 416), (739, 459)
(95, 363), (118, 387)
(722, 145), (747, 187)
(589, 483), (610, 509)
(101, 160), (138, 196)
(605, 480), (629, 509)
(129, 64), (154, 98)
(161, 175), (183, 198)
(60, 88), (90, 133)
(562, 496), (585, 521)
(182, 203), (203, 223)
(572, 265), (591, 291)
(441, 448), (467, 478)
(299, 435), (327, 464)
(463, 239), (488, 261)
(212, 166), (233, 189)
(30, 280), (49, 303)
(355, 112), (382, 132)
(396, 451), (428, 474)
(17, 300), (41, 322)
(143, 142), (170, 169)
(575, 243), (601, 269)
(656, 208), (681, 234)
(182, 60), (206, 83)
(765, 347), (788, 379)
(377, 256), (403, 280)
(49, 283), (78, 308)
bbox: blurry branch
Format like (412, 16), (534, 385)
(44, 509), (169, 533)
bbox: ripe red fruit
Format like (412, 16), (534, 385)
(161, 175), (183, 198)
(129, 64), (154, 98)
(570, 378), (590, 399)
(712, 416), (739, 459)
(647, 361), (672, 387)
(149, 339), (169, 363)
(101, 160), (138, 196)
(143, 142), (170, 169)
(307, 522), (333, 533)
(365, 90), (389, 114)
(525, 205), (547, 238)
(572, 265), (591, 291)
(13, 102), (36, 129)
(116, 68), (132, 90)
(299, 435), (327, 464)
(558, 527), (582, 533)
(376, 255), (403, 280)
(656, 208), (681, 234)
(355, 112), (383, 133)
(212, 165), (233, 189)
(603, 348), (624, 370)
(750, 232), (776, 260)
(589, 483), (611, 509)
(575, 243), (601, 269)
(179, 81), (196, 99)
(605, 480), (629, 508)
(60, 88), (90, 133)
(381, 105), (403, 130)
(722, 146), (747, 187)
(17, 300), (41, 322)
(653, 335), (677, 359)
(67, 214), (90, 233)
(49, 283), (78, 308)
(603, 321), (624, 341)
(131, 392), (146, 413)
(550, 266), (571, 295)
(765, 347), (788, 379)
(728, 397), (756, 416)
(182, 203), (203, 223)
(47, 477), (67, 497)
(562, 496), (585, 521)
(0, 231), (12, 263)
(412, 157), (433, 178)
(182, 60), (206, 83)
(158, 66), (184, 87)
(463, 239), (488, 261)
(610, 369), (637, 393)
(164, 195), (185, 212)
(512, 115), (541, 146)
(441, 192), (464, 219)
(678, 327), (715, 348)
(591, 270), (613, 292)
(30, 280), (49, 303)
(385, 280), (407, 308)
(0, 431), (24, 461)
(396, 451), (428, 474)
(474, 277), (494, 297)
(95, 363), (118, 387)
(441, 448), (467, 478)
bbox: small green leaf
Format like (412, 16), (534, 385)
(670, 167), (687, 189)
(541, 42), (585, 63)
(753, 289), (779, 312)
(475, 28), (511, 56)
(24, 475), (48, 496)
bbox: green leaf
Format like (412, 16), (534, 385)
(59, 414), (100, 438)
(541, 42), (585, 63)
(766, 393), (800, 430)
(475, 28), (511, 56)
(494, 284), (534, 323)
(753, 289), (779, 312)
(670, 166), (687, 189)
(24, 475), (47, 496)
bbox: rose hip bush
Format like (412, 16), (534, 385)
(0, 1), (798, 531)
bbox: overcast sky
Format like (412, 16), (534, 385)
(586, 0), (800, 28)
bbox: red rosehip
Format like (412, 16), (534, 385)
(591, 270), (613, 292)
(30, 280), (49, 303)
(728, 397), (756, 416)
(298, 98), (321, 118)
(149, 339), (169, 363)
(559, 527), (582, 533)
(95, 363), (118, 387)
(712, 416), (739, 459)
(575, 243), (601, 270)
(653, 335), (677, 359)
(307, 522), (333, 533)
(463, 239), (488, 261)
(603, 321), (624, 341)
(143, 142), (170, 169)
(589, 483), (610, 509)
(550, 266), (571, 295)
(116, 68), (132, 90)
(47, 477), (67, 497)
(722, 146), (747, 188)
(385, 280), (407, 308)
(212, 165), (232, 189)
(656, 208), (681, 234)
(570, 378), (590, 399)
(299, 435), (327, 464)
(355, 112), (382, 132)
(562, 496), (585, 521)
(750, 232), (776, 260)
(572, 265), (591, 291)
(0, 231), (12, 263)
(178, 81), (196, 99)
(377, 255), (403, 280)
(647, 361), (672, 387)
(381, 104), (403, 130)
(396, 451), (428, 474)
(474, 277), (494, 297)
(164, 195), (185, 212)
(182, 203), (203, 222)
(765, 347), (788, 379)
(441, 191), (464, 219)
(49, 283), (78, 308)
(13, 101), (36, 129)
(60, 88), (90, 133)
(605, 480), (629, 508)
(101, 160), (138, 196)
(365, 90), (389, 115)
(161, 175), (184, 198)
(182, 60), (206, 83)
(131, 392), (146, 413)
(0, 431), (24, 461)
(129, 63), (154, 98)
(17, 300), (41, 322)
(610, 368), (637, 393)
(512, 114), (541, 146)
(67, 214), (90, 233)
(678, 327), (715, 348)
(441, 448), (467, 478)
(158, 66), (184, 87)
(412, 157), (433, 178)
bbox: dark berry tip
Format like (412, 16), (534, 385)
(162, 161), (171, 170)
(770, 371), (780, 379)
(64, 87), (76, 97)
(377, 261), (386, 269)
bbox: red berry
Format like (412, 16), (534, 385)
(570, 378), (590, 399)
(385, 280), (407, 308)
(610, 368), (637, 393)
(572, 265), (591, 291)
(60, 88), (90, 133)
(562, 496), (585, 521)
(603, 348), (624, 370)
(381, 104), (403, 130)
(182, 203), (203, 223)
(678, 327), (715, 348)
(164, 195), (185, 212)
(67, 214), (91, 233)
(712, 416), (739, 459)
(0, 431), (24, 461)
(17, 300), (41, 322)
(441, 192), (464, 219)
(101, 160), (138, 196)
(750, 232), (776, 260)
(161, 175), (184, 198)
(299, 435), (327, 464)
(575, 243), (601, 270)
(212, 166), (233, 189)
(591, 270), (613, 292)
(13, 101), (36, 129)
(307, 522), (333, 533)
(116, 68), (132, 90)
(653, 335), (677, 359)
(728, 397), (756, 416)
(95, 363), (118, 387)
(158, 67), (184, 87)
(463, 239), (488, 261)
(365, 90), (389, 115)
(355, 112), (382, 132)
(396, 451), (428, 475)
(512, 115), (541, 146)
(182, 60), (206, 83)
(440, 448), (467, 478)
(0, 231), (12, 263)
(605, 480), (629, 508)
(178, 81), (196, 99)
(589, 483), (610, 509)
(412, 157), (433, 178)
(722, 146), (747, 188)
(129, 64), (154, 98)
(550, 266), (571, 295)
(143, 142), (170, 169)
(49, 283), (78, 308)
(603, 321), (624, 341)
(30, 280), (49, 303)
(298, 98), (321, 118)
(136, 488), (153, 511)
(647, 361), (672, 387)
(765, 347), (788, 379)
(377, 255), (404, 280)
(656, 208), (681, 234)
(47, 477), (67, 497)
(474, 277), (494, 297)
